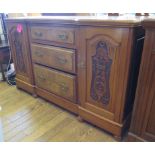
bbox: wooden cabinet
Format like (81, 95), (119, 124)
(128, 19), (155, 142)
(6, 16), (145, 140)
(7, 22), (34, 94)
(78, 26), (145, 139)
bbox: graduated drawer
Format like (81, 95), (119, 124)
(31, 44), (76, 73)
(34, 64), (76, 102)
(30, 26), (75, 44)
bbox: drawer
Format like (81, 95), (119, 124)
(31, 44), (76, 73)
(34, 64), (76, 102)
(30, 26), (75, 44)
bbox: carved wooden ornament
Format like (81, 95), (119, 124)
(90, 41), (112, 105)
(10, 25), (26, 74)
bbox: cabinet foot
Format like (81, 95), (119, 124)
(16, 86), (21, 90)
(32, 94), (37, 98)
(77, 116), (84, 122)
(113, 135), (122, 141)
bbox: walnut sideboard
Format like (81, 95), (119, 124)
(6, 16), (145, 140)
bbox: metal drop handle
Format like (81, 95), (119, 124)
(58, 34), (68, 40)
(59, 82), (69, 92)
(56, 56), (67, 64)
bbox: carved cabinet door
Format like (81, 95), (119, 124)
(7, 22), (33, 84)
(78, 27), (131, 122)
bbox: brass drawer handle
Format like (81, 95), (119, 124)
(56, 56), (67, 64)
(59, 82), (69, 92)
(38, 75), (46, 81)
(35, 51), (44, 57)
(34, 31), (43, 37)
(58, 34), (68, 40)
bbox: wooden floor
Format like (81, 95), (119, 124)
(0, 81), (115, 142)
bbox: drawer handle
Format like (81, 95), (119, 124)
(58, 34), (68, 40)
(34, 32), (43, 37)
(35, 51), (44, 57)
(38, 75), (46, 81)
(59, 82), (69, 92)
(56, 56), (67, 64)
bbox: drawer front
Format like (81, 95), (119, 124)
(30, 26), (75, 44)
(34, 64), (76, 102)
(31, 44), (76, 73)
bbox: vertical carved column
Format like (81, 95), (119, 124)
(9, 25), (27, 74)
(13, 30), (26, 73)
(90, 41), (112, 105)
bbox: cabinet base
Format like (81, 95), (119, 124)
(32, 93), (38, 98)
(78, 106), (130, 140)
(16, 78), (35, 95)
(127, 132), (145, 142)
(77, 116), (84, 122)
(113, 135), (122, 141)
(35, 87), (78, 114)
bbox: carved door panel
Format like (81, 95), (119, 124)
(86, 35), (120, 119)
(7, 22), (33, 83)
(78, 27), (129, 121)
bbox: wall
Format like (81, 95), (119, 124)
(0, 19), (2, 42)
(7, 13), (41, 18)
(0, 22), (2, 33)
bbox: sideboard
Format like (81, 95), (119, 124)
(6, 16), (145, 140)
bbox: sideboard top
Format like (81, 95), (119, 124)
(142, 18), (155, 28)
(5, 15), (155, 27)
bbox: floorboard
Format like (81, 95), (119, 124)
(0, 81), (115, 142)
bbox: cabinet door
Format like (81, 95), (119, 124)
(78, 27), (131, 121)
(7, 22), (33, 84)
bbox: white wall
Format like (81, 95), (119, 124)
(0, 19), (2, 34)
(0, 20), (2, 41)
(0, 18), (4, 41)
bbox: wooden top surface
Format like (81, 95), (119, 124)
(6, 15), (155, 27)
(142, 18), (155, 28)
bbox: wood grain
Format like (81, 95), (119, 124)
(30, 26), (75, 44)
(127, 19), (155, 142)
(33, 64), (76, 102)
(6, 17), (144, 139)
(31, 44), (76, 73)
(0, 82), (115, 142)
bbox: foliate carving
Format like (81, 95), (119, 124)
(90, 41), (112, 105)
(10, 26), (26, 73)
